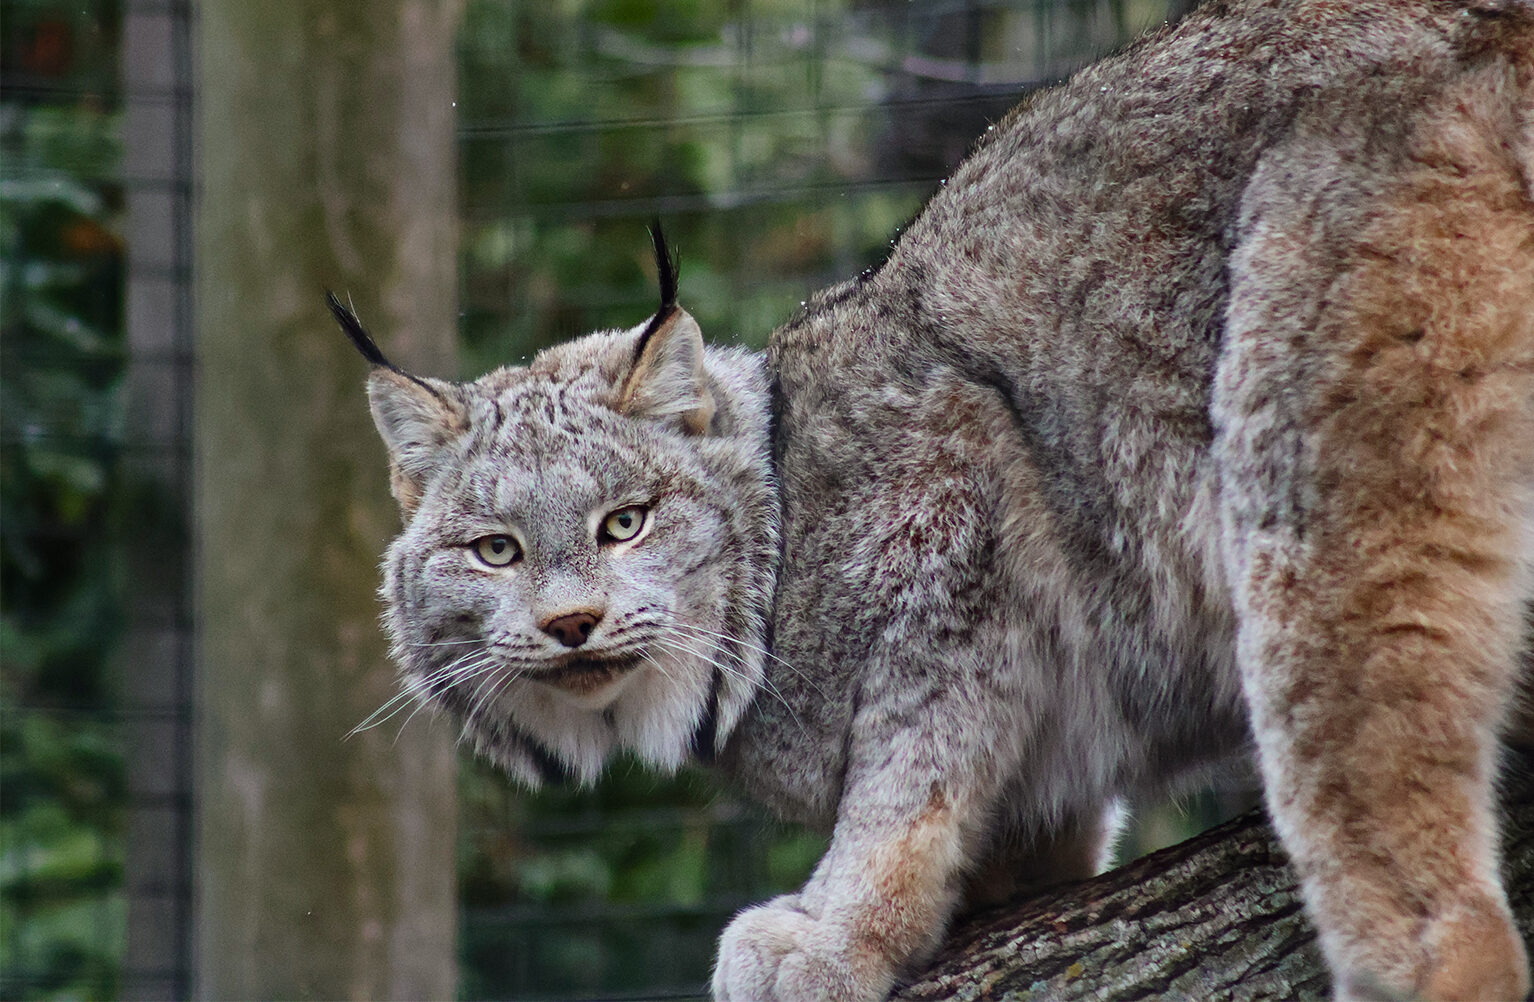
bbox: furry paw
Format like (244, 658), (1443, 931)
(712, 894), (893, 1002)
(1332, 891), (1530, 1002)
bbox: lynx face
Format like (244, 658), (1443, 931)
(338, 291), (777, 786)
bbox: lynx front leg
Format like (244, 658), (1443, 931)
(712, 789), (963, 1002)
(713, 680), (1016, 1001)
(1217, 101), (1534, 1000)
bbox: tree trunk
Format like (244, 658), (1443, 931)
(897, 750), (1534, 1000)
(195, 4), (461, 999)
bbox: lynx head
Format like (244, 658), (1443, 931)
(333, 230), (776, 786)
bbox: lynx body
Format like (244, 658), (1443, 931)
(340, 1), (1534, 998)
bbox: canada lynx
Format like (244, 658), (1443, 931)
(335, 0), (1534, 998)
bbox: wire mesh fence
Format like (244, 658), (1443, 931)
(2, 2), (1194, 999)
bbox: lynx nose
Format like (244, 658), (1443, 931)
(541, 611), (600, 648)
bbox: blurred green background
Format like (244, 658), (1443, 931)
(1, 1), (1217, 999)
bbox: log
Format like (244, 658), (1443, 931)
(897, 750), (1534, 1001)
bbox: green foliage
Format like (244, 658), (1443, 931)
(1, 2), (127, 998)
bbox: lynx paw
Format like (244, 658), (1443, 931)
(713, 894), (893, 1002)
(1332, 892), (1530, 1002)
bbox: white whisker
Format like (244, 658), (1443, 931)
(392, 652), (503, 744)
(635, 650), (688, 696)
(349, 647), (492, 738)
(649, 633), (802, 731)
(466, 661), (523, 728)
(667, 622), (824, 698)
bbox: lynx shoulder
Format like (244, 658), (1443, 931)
(338, 0), (1534, 998)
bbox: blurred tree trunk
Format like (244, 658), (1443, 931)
(897, 750), (1534, 1000)
(195, 4), (462, 999)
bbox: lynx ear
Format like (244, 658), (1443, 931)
(617, 307), (716, 434)
(614, 225), (715, 433)
(328, 292), (465, 514)
(365, 370), (466, 513)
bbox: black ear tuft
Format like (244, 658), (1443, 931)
(649, 219), (679, 314)
(327, 290), (397, 370)
(327, 291), (450, 404)
(633, 223), (682, 365)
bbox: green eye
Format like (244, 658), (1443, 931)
(472, 535), (520, 567)
(601, 505), (648, 543)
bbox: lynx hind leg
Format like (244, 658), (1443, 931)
(1216, 95), (1534, 999)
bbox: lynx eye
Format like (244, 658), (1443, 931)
(471, 534), (520, 567)
(600, 505), (648, 543)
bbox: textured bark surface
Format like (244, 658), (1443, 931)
(897, 750), (1534, 1001)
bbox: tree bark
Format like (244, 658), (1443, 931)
(896, 750), (1534, 1001)
(195, 4), (461, 999)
